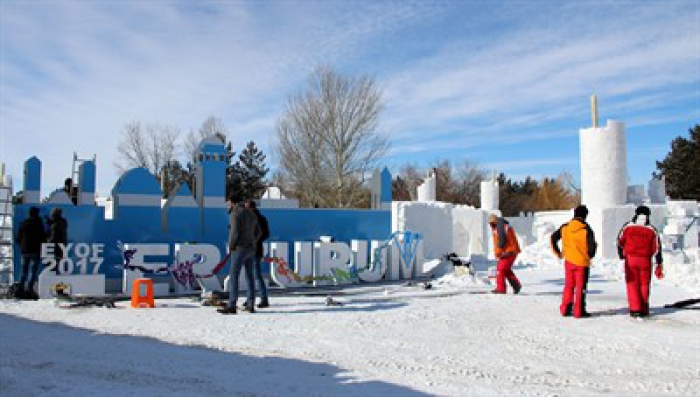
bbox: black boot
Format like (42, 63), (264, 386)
(512, 283), (522, 294)
(217, 306), (237, 315)
(257, 299), (270, 309)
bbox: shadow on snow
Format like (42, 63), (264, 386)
(0, 313), (427, 396)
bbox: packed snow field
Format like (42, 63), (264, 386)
(1, 254), (698, 396)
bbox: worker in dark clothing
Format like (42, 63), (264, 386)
(244, 200), (270, 308)
(218, 200), (261, 315)
(46, 207), (68, 274)
(16, 206), (46, 297)
(551, 205), (597, 318)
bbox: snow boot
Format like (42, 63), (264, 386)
(217, 306), (237, 315)
(257, 299), (270, 309)
(561, 303), (573, 317)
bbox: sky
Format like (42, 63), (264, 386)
(1, 0), (698, 197)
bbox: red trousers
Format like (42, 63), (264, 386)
(495, 254), (521, 293)
(625, 256), (652, 315)
(560, 261), (590, 317)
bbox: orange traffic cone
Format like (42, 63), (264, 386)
(131, 278), (155, 308)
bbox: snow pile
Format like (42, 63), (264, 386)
(432, 270), (488, 290)
(661, 249), (700, 295)
(516, 238), (560, 270)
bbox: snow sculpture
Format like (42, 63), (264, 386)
(480, 179), (499, 211)
(579, 119), (627, 208)
(417, 172), (436, 202)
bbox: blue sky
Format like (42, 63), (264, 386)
(1, 1), (698, 197)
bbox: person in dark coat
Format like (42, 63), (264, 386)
(218, 200), (261, 315)
(245, 200), (270, 308)
(46, 207), (68, 273)
(16, 206), (46, 295)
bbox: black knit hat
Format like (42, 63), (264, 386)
(574, 205), (588, 219)
(635, 205), (651, 216)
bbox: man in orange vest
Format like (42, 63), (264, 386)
(488, 214), (522, 294)
(550, 205), (597, 318)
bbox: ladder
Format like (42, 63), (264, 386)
(71, 152), (97, 185)
(0, 183), (13, 288)
(68, 153), (96, 204)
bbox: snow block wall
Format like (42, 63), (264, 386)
(453, 206), (491, 257)
(594, 206), (636, 260)
(580, 120), (627, 208)
(505, 215), (535, 246)
(648, 177), (667, 204)
(393, 201), (452, 259)
(663, 201), (699, 251)
(392, 201), (492, 260)
(532, 210), (571, 240)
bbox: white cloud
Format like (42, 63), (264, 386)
(1, 1), (697, 195)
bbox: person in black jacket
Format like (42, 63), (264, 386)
(46, 207), (68, 274)
(245, 200), (270, 308)
(16, 207), (46, 296)
(218, 199), (261, 315)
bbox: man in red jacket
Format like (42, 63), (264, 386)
(617, 206), (664, 318)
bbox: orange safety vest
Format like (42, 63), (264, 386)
(492, 222), (521, 258)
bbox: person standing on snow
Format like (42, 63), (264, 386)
(617, 205), (664, 318)
(46, 207), (68, 273)
(488, 214), (522, 294)
(16, 206), (47, 298)
(550, 205), (597, 318)
(218, 199), (261, 315)
(244, 199), (270, 309)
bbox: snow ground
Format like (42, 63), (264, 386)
(1, 260), (699, 396)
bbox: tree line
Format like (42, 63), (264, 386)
(391, 160), (580, 216)
(113, 65), (698, 212)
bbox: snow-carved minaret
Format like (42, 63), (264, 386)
(579, 96), (627, 209)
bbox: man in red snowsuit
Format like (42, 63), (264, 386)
(617, 206), (664, 318)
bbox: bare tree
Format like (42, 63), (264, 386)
(392, 159), (485, 205)
(275, 66), (389, 208)
(114, 121), (182, 196)
(393, 164), (423, 201)
(184, 116), (229, 164)
(453, 159), (486, 206)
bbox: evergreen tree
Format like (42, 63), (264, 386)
(497, 174), (537, 216)
(235, 141), (269, 200)
(160, 160), (189, 198)
(656, 125), (700, 200)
